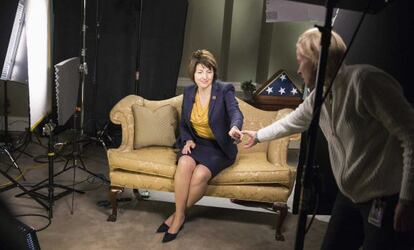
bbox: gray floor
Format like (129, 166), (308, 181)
(0, 132), (327, 249)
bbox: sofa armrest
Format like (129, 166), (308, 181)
(267, 137), (290, 167)
(265, 108), (300, 188)
(109, 95), (144, 152)
(266, 108), (294, 167)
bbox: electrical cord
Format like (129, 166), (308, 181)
(14, 214), (51, 232)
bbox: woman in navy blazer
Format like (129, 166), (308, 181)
(157, 50), (244, 243)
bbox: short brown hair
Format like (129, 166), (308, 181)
(187, 49), (218, 82)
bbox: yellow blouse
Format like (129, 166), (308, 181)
(190, 92), (215, 139)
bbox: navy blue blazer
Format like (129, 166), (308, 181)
(178, 81), (244, 160)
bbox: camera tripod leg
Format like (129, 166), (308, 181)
(70, 163), (77, 215)
(14, 121), (85, 218)
(25, 158), (74, 189)
(77, 155), (109, 184)
(0, 166), (48, 210)
(1, 146), (26, 180)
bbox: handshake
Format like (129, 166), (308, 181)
(228, 127), (258, 148)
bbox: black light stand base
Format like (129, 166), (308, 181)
(60, 145), (109, 185)
(0, 165), (48, 211)
(15, 183), (84, 201)
(13, 122), (83, 218)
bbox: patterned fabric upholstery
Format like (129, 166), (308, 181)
(108, 95), (298, 203)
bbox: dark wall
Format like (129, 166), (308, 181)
(334, 0), (414, 103)
(52, 0), (187, 137)
(138, 0), (188, 100)
(0, 0), (19, 68)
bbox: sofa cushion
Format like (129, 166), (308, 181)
(108, 149), (292, 186)
(108, 147), (177, 178)
(132, 104), (178, 149)
(210, 152), (292, 186)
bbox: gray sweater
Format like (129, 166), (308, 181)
(257, 65), (414, 203)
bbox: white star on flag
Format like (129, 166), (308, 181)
(278, 87), (286, 95)
(280, 74), (286, 81)
(291, 88), (298, 95)
(266, 87), (273, 94)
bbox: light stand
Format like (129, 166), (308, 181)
(1, 81), (26, 179)
(12, 93), (46, 162)
(81, 0), (112, 151)
(14, 121), (84, 219)
(292, 0), (387, 248)
(1, 81), (11, 144)
(58, 107), (108, 214)
(35, 2), (110, 216)
(294, 1), (336, 249)
(59, 0), (108, 187)
(0, 147), (48, 211)
(1, 138), (50, 215)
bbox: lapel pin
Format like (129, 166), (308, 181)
(212, 96), (216, 100)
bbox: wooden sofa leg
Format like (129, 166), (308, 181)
(107, 186), (123, 222)
(273, 202), (288, 241)
(133, 189), (141, 200)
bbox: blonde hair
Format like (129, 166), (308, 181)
(296, 28), (347, 81)
(188, 49), (218, 82)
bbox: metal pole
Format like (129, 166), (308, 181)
(294, 0), (336, 249)
(3, 81), (10, 144)
(79, 0), (88, 136)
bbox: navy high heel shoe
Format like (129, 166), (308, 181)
(156, 222), (169, 233)
(162, 221), (185, 243)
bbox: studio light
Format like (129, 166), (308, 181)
(1, 0), (53, 131)
(25, 0), (53, 130)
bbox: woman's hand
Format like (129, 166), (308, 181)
(242, 130), (258, 148)
(228, 126), (243, 144)
(182, 140), (196, 154)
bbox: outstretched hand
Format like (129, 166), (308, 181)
(229, 126), (243, 144)
(182, 140), (196, 154)
(241, 130), (258, 148)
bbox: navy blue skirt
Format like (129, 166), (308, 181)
(177, 135), (235, 177)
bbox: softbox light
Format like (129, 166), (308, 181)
(54, 57), (80, 126)
(1, 0), (53, 131)
(1, 0), (28, 85)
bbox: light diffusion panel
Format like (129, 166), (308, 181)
(54, 57), (80, 126)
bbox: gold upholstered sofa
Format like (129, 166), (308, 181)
(106, 94), (298, 240)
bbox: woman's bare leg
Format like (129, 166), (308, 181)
(164, 165), (211, 228)
(167, 156), (196, 233)
(186, 165), (212, 208)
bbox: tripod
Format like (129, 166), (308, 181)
(79, 0), (113, 152)
(293, 0), (386, 249)
(72, 0), (108, 183)
(1, 80), (26, 179)
(69, 0), (109, 185)
(1, 143), (50, 218)
(12, 95), (46, 161)
(15, 121), (84, 218)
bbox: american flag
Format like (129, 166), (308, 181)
(257, 71), (301, 97)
